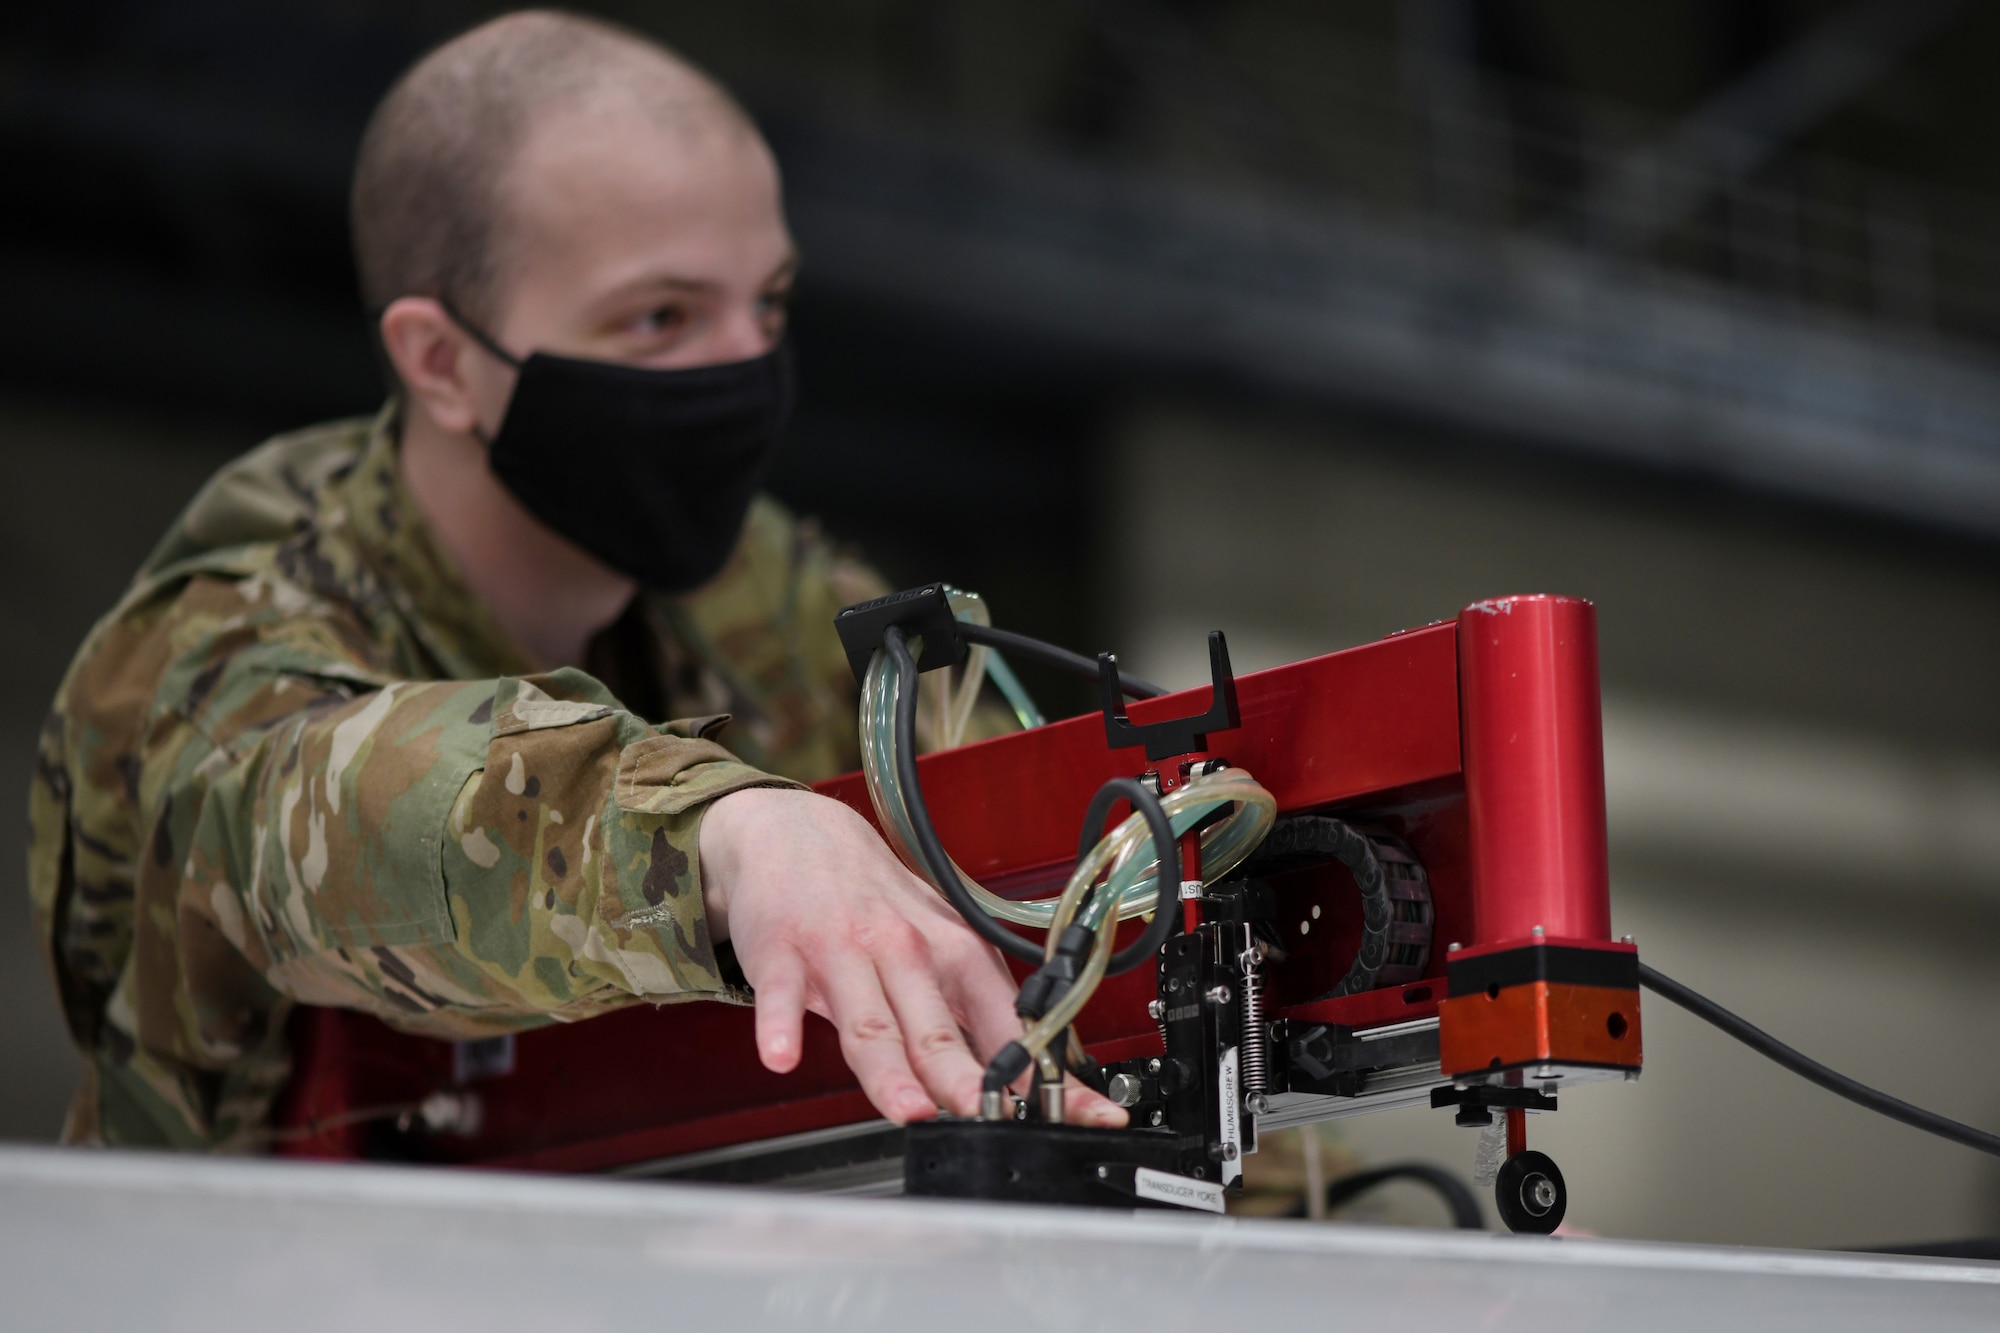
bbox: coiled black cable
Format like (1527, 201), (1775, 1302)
(1072, 776), (1180, 975)
(1640, 963), (2000, 1159)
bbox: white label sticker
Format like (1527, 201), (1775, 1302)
(1178, 879), (1204, 901)
(452, 1033), (516, 1083)
(1218, 1045), (1242, 1187)
(1133, 1166), (1227, 1214)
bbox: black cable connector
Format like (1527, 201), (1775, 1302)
(983, 1041), (1032, 1094)
(1016, 924), (1098, 1019)
(1640, 962), (2000, 1159)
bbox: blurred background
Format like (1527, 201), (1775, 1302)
(6, 0), (2000, 1251)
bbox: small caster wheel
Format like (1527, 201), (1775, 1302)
(1495, 1150), (1566, 1234)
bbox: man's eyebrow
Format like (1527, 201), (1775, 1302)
(605, 253), (802, 302)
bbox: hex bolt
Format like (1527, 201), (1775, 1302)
(1206, 984), (1232, 1006)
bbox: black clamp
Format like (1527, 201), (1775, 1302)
(834, 584), (969, 684)
(1099, 631), (1241, 761)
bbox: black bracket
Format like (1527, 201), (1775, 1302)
(1099, 631), (1241, 761)
(833, 584), (969, 685)
(1430, 1084), (1558, 1127)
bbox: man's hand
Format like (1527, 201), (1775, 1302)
(699, 786), (1127, 1128)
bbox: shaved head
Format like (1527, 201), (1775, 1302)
(351, 9), (757, 326)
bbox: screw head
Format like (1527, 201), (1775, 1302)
(1147, 1058), (1163, 1074)
(1531, 924), (1546, 939)
(1527, 1176), (1558, 1212)
(1205, 984), (1232, 1006)
(1149, 1110), (1164, 1126)
(1147, 999), (1165, 1021)
(1245, 1093), (1270, 1116)
(1097, 1165), (1109, 1179)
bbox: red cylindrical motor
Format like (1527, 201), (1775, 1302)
(1457, 594), (1611, 945)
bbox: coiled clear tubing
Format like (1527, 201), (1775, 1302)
(857, 593), (1277, 936)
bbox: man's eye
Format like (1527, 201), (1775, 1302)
(636, 306), (688, 336)
(757, 289), (792, 319)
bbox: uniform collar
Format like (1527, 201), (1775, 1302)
(340, 402), (536, 681)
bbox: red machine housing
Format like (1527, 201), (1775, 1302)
(274, 594), (1641, 1170)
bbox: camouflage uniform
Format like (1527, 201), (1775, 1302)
(26, 404), (888, 1151)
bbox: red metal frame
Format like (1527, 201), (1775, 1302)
(274, 594), (1637, 1171)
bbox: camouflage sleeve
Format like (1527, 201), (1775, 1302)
(174, 644), (801, 1045)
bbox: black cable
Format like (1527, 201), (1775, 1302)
(886, 626), (1044, 964)
(1639, 963), (2000, 1159)
(1072, 776), (1180, 974)
(1285, 1162), (1485, 1230)
(958, 621), (1168, 700)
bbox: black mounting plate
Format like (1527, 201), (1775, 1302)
(904, 1120), (1195, 1209)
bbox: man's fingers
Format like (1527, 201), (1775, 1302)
(750, 948), (807, 1075)
(877, 954), (990, 1120)
(816, 954), (936, 1124)
(939, 935), (1028, 1067)
(1064, 1076), (1130, 1128)
(932, 931), (1128, 1127)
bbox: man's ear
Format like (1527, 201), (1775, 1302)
(379, 297), (486, 437)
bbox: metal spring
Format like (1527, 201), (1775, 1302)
(1240, 941), (1269, 1100)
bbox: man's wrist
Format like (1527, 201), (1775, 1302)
(699, 787), (873, 944)
(701, 785), (804, 941)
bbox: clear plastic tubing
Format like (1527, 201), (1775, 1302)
(860, 640), (1276, 934)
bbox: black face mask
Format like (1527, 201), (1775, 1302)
(447, 308), (794, 594)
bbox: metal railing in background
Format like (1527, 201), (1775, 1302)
(1057, 6), (1998, 350)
